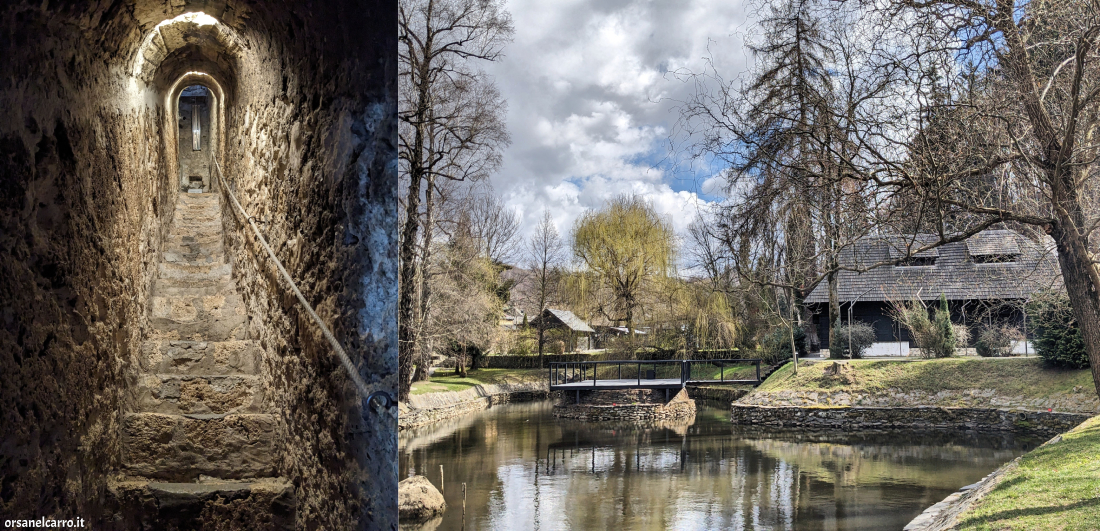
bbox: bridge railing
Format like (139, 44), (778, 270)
(548, 358), (764, 389)
(549, 360), (685, 388)
(683, 359), (762, 384)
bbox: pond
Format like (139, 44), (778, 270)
(399, 400), (1039, 530)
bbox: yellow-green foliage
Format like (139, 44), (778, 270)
(755, 358), (1094, 400)
(956, 414), (1100, 530)
(572, 195), (676, 328)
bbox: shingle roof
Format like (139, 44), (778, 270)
(532, 308), (595, 333)
(965, 231), (1021, 256)
(805, 229), (1059, 303)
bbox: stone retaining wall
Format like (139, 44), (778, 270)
(731, 405), (1089, 437)
(688, 386), (750, 404)
(739, 387), (1099, 414)
(398, 381), (548, 430)
(903, 427), (1075, 530)
(903, 456), (1022, 530)
(553, 389), (696, 421)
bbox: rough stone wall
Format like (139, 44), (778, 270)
(687, 386), (750, 405)
(738, 387), (1100, 414)
(0, 1), (397, 528)
(731, 405), (1090, 438)
(398, 381), (549, 430)
(216, 3), (398, 529)
(552, 389), (698, 421)
(0, 2), (173, 522)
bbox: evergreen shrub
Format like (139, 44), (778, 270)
(1027, 290), (1089, 369)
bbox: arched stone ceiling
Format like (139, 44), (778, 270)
(131, 10), (243, 95)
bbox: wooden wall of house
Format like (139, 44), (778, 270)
(810, 299), (1029, 349)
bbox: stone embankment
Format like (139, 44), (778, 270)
(553, 389), (696, 421)
(688, 386), (749, 404)
(731, 405), (1088, 437)
(902, 457), (1020, 531)
(398, 381), (548, 430)
(902, 427), (1075, 531)
(739, 387), (1099, 414)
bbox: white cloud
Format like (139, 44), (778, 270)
(484, 0), (755, 250)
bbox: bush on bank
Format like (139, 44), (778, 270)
(1027, 289), (1090, 369)
(830, 321), (875, 359)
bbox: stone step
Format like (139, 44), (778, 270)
(141, 340), (260, 375)
(173, 207), (220, 216)
(171, 211), (220, 222)
(176, 201), (220, 211)
(174, 209), (220, 219)
(150, 293), (243, 323)
(153, 280), (237, 297)
(147, 311), (249, 341)
(108, 477), (294, 530)
(134, 374), (264, 415)
(165, 232), (222, 245)
(169, 218), (222, 231)
(122, 412), (277, 481)
(157, 261), (232, 282)
(161, 248), (224, 265)
(178, 192), (218, 203)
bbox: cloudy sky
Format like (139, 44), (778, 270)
(483, 0), (757, 241)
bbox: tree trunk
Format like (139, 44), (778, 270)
(411, 347), (429, 382)
(411, 175), (438, 383)
(827, 271), (840, 358)
(398, 58), (433, 402)
(1051, 214), (1100, 400)
(398, 154), (423, 401)
(538, 324), (545, 369)
(800, 304), (817, 353)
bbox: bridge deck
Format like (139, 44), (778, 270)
(550, 378), (758, 391)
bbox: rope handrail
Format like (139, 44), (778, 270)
(211, 157), (394, 411)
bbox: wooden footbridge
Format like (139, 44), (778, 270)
(549, 359), (763, 396)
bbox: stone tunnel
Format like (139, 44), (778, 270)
(0, 1), (397, 530)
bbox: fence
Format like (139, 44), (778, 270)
(483, 348), (752, 369)
(548, 358), (763, 389)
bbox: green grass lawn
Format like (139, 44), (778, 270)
(754, 357), (1093, 401)
(955, 414), (1100, 530)
(410, 368), (545, 396)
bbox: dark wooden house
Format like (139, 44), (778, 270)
(530, 308), (596, 352)
(805, 230), (1060, 355)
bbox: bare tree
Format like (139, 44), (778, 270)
(854, 0), (1100, 396)
(423, 213), (500, 378)
(526, 210), (565, 367)
(398, 0), (513, 401)
(466, 188), (522, 264)
(675, 0), (875, 354)
(690, 0), (1100, 392)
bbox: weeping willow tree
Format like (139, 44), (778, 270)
(645, 277), (744, 357)
(571, 195), (677, 338)
(686, 287), (743, 351)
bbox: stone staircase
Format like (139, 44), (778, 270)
(110, 192), (294, 529)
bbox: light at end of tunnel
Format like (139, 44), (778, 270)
(174, 12), (219, 27)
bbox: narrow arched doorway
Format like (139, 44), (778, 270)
(177, 84), (212, 192)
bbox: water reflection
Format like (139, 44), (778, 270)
(399, 401), (1038, 530)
